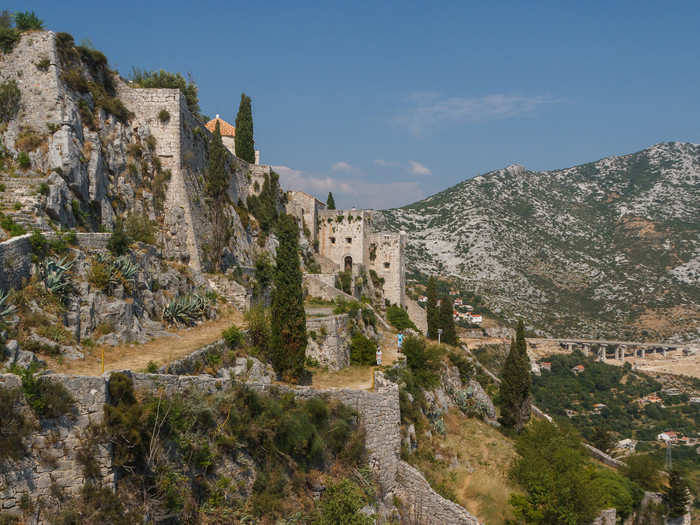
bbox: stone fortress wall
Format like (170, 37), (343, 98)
(0, 366), (480, 524)
(0, 232), (110, 293)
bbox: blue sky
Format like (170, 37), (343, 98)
(13, 1), (700, 208)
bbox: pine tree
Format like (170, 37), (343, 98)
(499, 320), (531, 431)
(438, 295), (457, 345)
(664, 470), (690, 518)
(205, 121), (231, 270)
(270, 214), (307, 381)
(426, 276), (438, 339)
(234, 93), (255, 163)
(326, 192), (336, 210)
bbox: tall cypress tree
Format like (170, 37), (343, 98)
(205, 121), (230, 269)
(499, 320), (531, 431)
(234, 93), (255, 163)
(326, 192), (336, 210)
(438, 295), (457, 345)
(270, 214), (307, 381)
(426, 277), (438, 339)
(664, 470), (690, 518)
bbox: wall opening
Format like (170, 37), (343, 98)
(330, 237), (336, 244)
(384, 262), (390, 269)
(346, 237), (352, 244)
(344, 256), (353, 272)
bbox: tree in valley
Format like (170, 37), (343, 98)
(509, 420), (602, 525)
(326, 192), (336, 210)
(426, 276), (438, 339)
(438, 295), (457, 345)
(499, 319), (531, 431)
(204, 121), (231, 269)
(663, 470), (690, 518)
(234, 93), (255, 163)
(270, 214), (307, 381)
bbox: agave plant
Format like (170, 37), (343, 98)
(0, 289), (16, 322)
(162, 292), (213, 327)
(109, 255), (138, 290)
(39, 256), (73, 298)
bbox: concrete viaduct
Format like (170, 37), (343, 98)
(528, 338), (697, 362)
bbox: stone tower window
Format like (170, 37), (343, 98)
(330, 237), (336, 244)
(384, 262), (390, 269)
(346, 237), (352, 244)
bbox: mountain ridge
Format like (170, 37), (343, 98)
(382, 141), (700, 341)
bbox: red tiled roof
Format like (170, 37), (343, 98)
(205, 116), (236, 137)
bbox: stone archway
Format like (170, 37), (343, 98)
(344, 256), (352, 272)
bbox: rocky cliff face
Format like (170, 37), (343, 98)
(382, 142), (700, 341)
(0, 30), (272, 271)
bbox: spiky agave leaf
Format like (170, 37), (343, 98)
(0, 289), (16, 320)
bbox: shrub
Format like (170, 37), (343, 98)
(0, 183), (5, 191)
(158, 108), (170, 122)
(38, 182), (49, 195)
(402, 336), (442, 389)
(35, 57), (50, 71)
(13, 363), (75, 419)
(350, 333), (376, 365)
(16, 128), (43, 152)
(386, 305), (417, 331)
(17, 151), (30, 169)
(104, 372), (145, 471)
(29, 229), (48, 259)
(336, 270), (352, 294)
(88, 259), (110, 290)
(0, 27), (19, 53)
(222, 325), (242, 349)
(245, 305), (271, 357)
(146, 361), (158, 373)
(0, 385), (33, 460)
(317, 479), (374, 525)
(124, 213), (155, 244)
(0, 214), (26, 236)
(14, 11), (44, 31)
(107, 221), (131, 255)
(0, 79), (20, 122)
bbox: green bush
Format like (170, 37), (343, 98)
(0, 79), (20, 122)
(336, 270), (352, 294)
(29, 229), (48, 259)
(0, 214), (26, 236)
(107, 221), (131, 255)
(317, 479), (374, 525)
(124, 213), (155, 244)
(386, 305), (417, 331)
(245, 305), (271, 357)
(402, 335), (442, 389)
(222, 325), (242, 349)
(14, 11), (43, 31)
(0, 385), (33, 460)
(0, 22), (19, 53)
(12, 363), (75, 419)
(350, 333), (376, 365)
(158, 108), (170, 122)
(17, 151), (30, 169)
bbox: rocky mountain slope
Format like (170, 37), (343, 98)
(382, 142), (700, 341)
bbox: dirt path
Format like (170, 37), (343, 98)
(51, 308), (244, 376)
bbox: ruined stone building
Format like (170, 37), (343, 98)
(286, 192), (407, 307)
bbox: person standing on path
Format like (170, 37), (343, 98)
(376, 345), (382, 366)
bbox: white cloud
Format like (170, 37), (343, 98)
(408, 160), (432, 176)
(332, 161), (353, 172)
(272, 165), (424, 209)
(395, 92), (557, 135)
(374, 159), (400, 168)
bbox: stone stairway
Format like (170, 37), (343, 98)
(0, 175), (52, 235)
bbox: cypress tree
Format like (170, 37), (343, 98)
(499, 320), (531, 431)
(326, 192), (336, 210)
(205, 121), (230, 269)
(426, 276), (438, 339)
(438, 295), (457, 345)
(234, 93), (255, 163)
(270, 214), (307, 381)
(664, 470), (690, 518)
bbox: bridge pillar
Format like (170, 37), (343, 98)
(582, 344), (590, 357)
(598, 348), (605, 361)
(567, 343), (573, 352)
(663, 348), (667, 359)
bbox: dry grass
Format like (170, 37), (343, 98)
(410, 410), (520, 525)
(50, 306), (244, 375)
